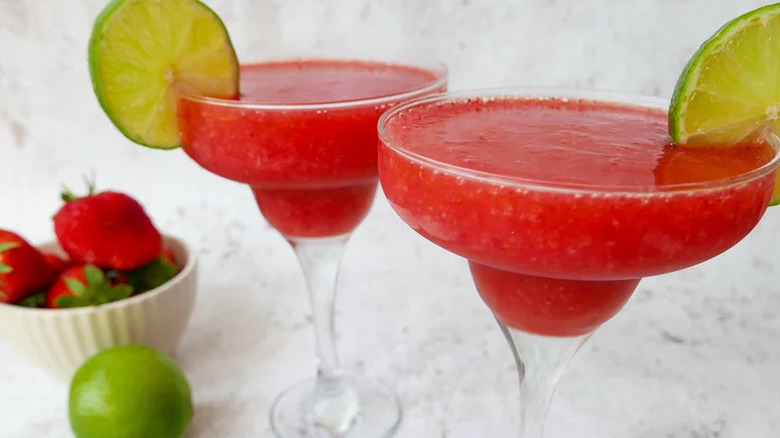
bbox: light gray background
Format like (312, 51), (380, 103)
(1, 1), (779, 437)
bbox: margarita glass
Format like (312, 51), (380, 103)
(377, 88), (779, 437)
(178, 58), (447, 437)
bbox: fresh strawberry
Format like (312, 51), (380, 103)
(0, 230), (56, 304)
(125, 249), (181, 293)
(46, 264), (133, 309)
(42, 252), (70, 275)
(53, 186), (162, 270)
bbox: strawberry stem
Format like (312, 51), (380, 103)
(84, 173), (97, 197)
(61, 185), (79, 202)
(61, 175), (98, 203)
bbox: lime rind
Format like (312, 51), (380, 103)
(670, 3), (780, 143)
(88, 0), (239, 150)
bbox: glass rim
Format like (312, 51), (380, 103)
(179, 57), (448, 111)
(377, 87), (780, 195)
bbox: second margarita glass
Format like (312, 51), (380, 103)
(377, 88), (779, 437)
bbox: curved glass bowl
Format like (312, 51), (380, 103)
(378, 88), (780, 281)
(179, 58), (448, 189)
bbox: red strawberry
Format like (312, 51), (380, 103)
(42, 252), (70, 275)
(46, 264), (133, 309)
(0, 230), (55, 304)
(54, 187), (162, 270)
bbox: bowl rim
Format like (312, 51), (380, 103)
(0, 234), (196, 314)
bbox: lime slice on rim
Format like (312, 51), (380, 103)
(88, 0), (239, 149)
(669, 3), (780, 204)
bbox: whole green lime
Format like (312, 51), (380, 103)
(69, 345), (194, 438)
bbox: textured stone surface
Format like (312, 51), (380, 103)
(1, 0), (779, 437)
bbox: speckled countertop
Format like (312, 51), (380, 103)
(1, 1), (779, 437)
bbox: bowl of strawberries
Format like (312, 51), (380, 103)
(0, 186), (197, 380)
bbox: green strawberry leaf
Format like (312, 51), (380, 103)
(17, 292), (47, 308)
(125, 255), (180, 292)
(85, 264), (105, 287)
(55, 295), (91, 308)
(0, 242), (20, 274)
(58, 265), (134, 307)
(0, 242), (20, 253)
(107, 284), (133, 302)
(65, 277), (87, 296)
(55, 295), (78, 308)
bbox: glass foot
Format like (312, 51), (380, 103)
(270, 374), (402, 438)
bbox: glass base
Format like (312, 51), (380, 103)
(270, 374), (402, 438)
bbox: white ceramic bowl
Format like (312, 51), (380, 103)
(0, 235), (197, 381)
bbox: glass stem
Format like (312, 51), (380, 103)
(498, 321), (591, 438)
(289, 234), (359, 432)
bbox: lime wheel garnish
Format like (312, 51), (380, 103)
(89, 0), (239, 149)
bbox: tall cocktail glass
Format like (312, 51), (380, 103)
(377, 88), (779, 437)
(178, 58), (448, 437)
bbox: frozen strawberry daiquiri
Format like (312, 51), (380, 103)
(179, 58), (447, 438)
(378, 89), (779, 437)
